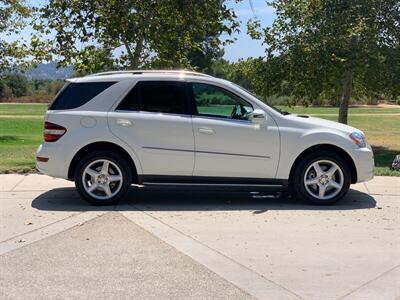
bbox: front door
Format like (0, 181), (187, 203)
(109, 80), (195, 176)
(190, 82), (280, 179)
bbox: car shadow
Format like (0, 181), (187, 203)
(31, 187), (376, 213)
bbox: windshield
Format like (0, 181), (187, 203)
(230, 83), (290, 115)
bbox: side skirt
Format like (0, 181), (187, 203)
(137, 175), (288, 192)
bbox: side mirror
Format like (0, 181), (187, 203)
(248, 109), (267, 124)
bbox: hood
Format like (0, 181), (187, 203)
(284, 114), (361, 135)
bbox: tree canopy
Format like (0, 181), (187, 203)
(248, 0), (400, 123)
(34, 0), (239, 73)
(0, 0), (32, 71)
(1, 0), (400, 122)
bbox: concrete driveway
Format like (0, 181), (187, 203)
(1, 174), (399, 300)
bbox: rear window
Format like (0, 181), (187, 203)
(50, 82), (116, 110)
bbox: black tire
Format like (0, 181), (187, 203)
(292, 151), (351, 205)
(74, 151), (132, 205)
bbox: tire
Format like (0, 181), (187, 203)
(292, 151), (351, 205)
(74, 151), (132, 205)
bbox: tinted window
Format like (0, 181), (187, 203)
(50, 82), (116, 110)
(192, 83), (253, 120)
(117, 81), (187, 114)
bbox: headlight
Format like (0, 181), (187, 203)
(349, 132), (366, 148)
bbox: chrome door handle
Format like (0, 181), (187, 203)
(198, 127), (215, 135)
(116, 119), (132, 127)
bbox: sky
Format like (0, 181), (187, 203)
(224, 0), (276, 61)
(8, 0), (276, 62)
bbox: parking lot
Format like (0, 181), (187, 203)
(1, 174), (399, 299)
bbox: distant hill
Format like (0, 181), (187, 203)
(26, 62), (73, 80)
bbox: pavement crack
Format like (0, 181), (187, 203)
(0, 212), (84, 245)
(336, 263), (400, 300)
(10, 175), (28, 191)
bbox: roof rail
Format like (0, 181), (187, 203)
(87, 70), (213, 78)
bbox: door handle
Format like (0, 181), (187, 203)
(116, 119), (132, 127)
(198, 127), (215, 135)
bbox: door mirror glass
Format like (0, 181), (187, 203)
(248, 109), (267, 124)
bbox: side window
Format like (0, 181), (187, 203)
(117, 81), (187, 114)
(50, 82), (116, 110)
(115, 82), (140, 111)
(192, 83), (253, 120)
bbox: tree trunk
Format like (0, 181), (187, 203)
(339, 34), (358, 124)
(130, 37), (144, 69)
(122, 41), (135, 68)
(338, 68), (353, 124)
(127, 10), (152, 69)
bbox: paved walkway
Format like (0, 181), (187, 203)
(1, 174), (399, 299)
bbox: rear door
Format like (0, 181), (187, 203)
(108, 80), (195, 176)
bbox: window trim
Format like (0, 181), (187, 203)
(115, 80), (193, 116)
(188, 82), (254, 122)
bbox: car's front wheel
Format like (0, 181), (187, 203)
(75, 151), (132, 205)
(293, 151), (351, 205)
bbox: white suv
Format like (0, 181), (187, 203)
(36, 70), (374, 205)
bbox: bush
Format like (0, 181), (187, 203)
(2, 74), (30, 97)
(0, 75), (65, 102)
(0, 79), (4, 98)
(0, 95), (52, 103)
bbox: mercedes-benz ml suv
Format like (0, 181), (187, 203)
(36, 70), (374, 205)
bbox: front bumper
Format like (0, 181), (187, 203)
(350, 147), (374, 183)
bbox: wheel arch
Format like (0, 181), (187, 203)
(288, 144), (357, 185)
(68, 141), (139, 183)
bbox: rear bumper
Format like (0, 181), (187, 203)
(36, 143), (70, 179)
(350, 147), (374, 183)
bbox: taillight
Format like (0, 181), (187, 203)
(44, 122), (67, 142)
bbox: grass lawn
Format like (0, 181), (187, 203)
(277, 105), (400, 115)
(0, 103), (399, 176)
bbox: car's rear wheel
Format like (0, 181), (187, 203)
(293, 151), (351, 204)
(75, 151), (132, 205)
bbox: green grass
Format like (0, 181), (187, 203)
(0, 103), (48, 116)
(0, 103), (399, 176)
(278, 106), (400, 115)
(197, 105), (233, 115)
(196, 104), (400, 116)
(0, 116), (44, 172)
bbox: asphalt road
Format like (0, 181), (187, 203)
(1, 174), (399, 300)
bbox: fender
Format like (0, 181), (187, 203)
(276, 128), (357, 179)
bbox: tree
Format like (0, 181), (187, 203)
(0, 78), (5, 97)
(248, 0), (400, 124)
(2, 74), (29, 97)
(0, 0), (32, 71)
(35, 0), (239, 73)
(187, 45), (225, 74)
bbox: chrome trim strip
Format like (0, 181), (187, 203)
(113, 110), (251, 123)
(192, 114), (253, 124)
(142, 146), (270, 159)
(114, 110), (192, 118)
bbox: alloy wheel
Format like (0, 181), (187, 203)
(303, 160), (344, 200)
(82, 159), (123, 200)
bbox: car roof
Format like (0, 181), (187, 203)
(67, 70), (217, 83)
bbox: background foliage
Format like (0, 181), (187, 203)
(1, 1), (399, 112)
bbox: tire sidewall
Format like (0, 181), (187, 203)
(75, 151), (132, 205)
(293, 151), (351, 205)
